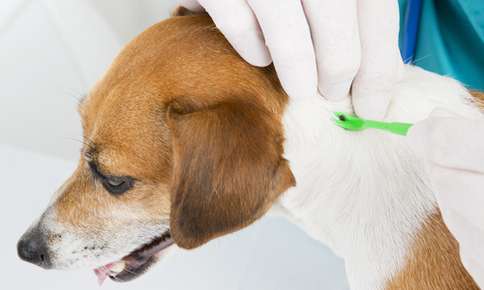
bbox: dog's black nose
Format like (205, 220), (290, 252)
(17, 229), (51, 269)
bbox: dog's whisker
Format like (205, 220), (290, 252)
(121, 267), (139, 276)
(67, 138), (94, 150)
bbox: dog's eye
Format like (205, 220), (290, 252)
(102, 176), (134, 196)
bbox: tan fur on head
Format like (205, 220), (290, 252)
(30, 14), (294, 269)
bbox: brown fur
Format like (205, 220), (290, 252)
(386, 212), (479, 289)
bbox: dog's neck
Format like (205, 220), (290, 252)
(275, 66), (481, 290)
(277, 97), (436, 290)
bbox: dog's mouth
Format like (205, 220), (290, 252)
(94, 230), (174, 285)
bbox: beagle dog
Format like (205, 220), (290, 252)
(18, 11), (483, 290)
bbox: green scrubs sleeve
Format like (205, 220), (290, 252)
(399, 0), (484, 91)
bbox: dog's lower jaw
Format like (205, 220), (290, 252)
(278, 66), (482, 290)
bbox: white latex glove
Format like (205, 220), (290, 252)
(408, 117), (484, 288)
(178, 0), (403, 119)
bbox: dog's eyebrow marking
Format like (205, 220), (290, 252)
(88, 160), (106, 181)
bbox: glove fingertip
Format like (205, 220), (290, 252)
(230, 33), (272, 67)
(238, 48), (272, 67)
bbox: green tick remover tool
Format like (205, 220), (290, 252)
(333, 112), (413, 136)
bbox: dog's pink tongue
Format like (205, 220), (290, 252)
(94, 263), (114, 286)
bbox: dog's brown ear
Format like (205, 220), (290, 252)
(167, 99), (295, 249)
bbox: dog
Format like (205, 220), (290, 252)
(17, 11), (483, 290)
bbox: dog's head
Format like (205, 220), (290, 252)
(17, 15), (295, 282)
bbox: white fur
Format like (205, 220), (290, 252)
(277, 66), (482, 290)
(40, 198), (168, 269)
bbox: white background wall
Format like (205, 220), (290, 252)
(0, 1), (349, 289)
(0, 0), (179, 160)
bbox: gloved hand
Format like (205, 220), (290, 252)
(178, 0), (403, 119)
(408, 117), (484, 288)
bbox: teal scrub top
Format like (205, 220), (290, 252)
(399, 0), (484, 91)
